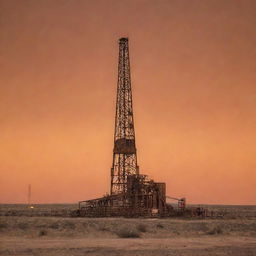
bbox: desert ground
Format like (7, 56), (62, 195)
(0, 204), (255, 256)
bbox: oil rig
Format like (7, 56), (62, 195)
(75, 38), (186, 217)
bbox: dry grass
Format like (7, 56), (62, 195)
(0, 204), (77, 217)
(0, 204), (255, 256)
(0, 215), (255, 239)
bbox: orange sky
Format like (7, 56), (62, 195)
(0, 0), (255, 204)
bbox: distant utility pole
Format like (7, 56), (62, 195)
(28, 184), (31, 205)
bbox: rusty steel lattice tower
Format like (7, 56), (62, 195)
(111, 38), (139, 195)
(76, 38), (175, 218)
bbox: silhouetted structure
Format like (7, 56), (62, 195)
(75, 38), (187, 217)
(111, 38), (138, 195)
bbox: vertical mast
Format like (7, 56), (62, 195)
(111, 38), (139, 195)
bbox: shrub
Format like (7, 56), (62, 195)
(17, 222), (29, 230)
(49, 222), (59, 229)
(98, 225), (110, 231)
(207, 226), (223, 235)
(0, 223), (8, 229)
(82, 222), (89, 228)
(36, 224), (47, 228)
(137, 224), (147, 232)
(38, 230), (47, 236)
(116, 228), (141, 238)
(156, 223), (164, 229)
(63, 221), (75, 229)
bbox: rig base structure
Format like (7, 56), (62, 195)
(76, 174), (173, 217)
(73, 174), (193, 218)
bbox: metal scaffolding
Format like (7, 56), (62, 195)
(73, 38), (193, 218)
(111, 38), (139, 195)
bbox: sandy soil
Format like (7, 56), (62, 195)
(0, 205), (255, 256)
(1, 236), (256, 256)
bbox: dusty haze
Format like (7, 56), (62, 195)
(0, 0), (255, 204)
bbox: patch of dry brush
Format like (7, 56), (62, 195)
(0, 215), (255, 239)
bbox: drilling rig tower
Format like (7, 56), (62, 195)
(111, 38), (139, 195)
(76, 38), (178, 217)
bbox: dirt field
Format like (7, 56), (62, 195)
(0, 204), (255, 256)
